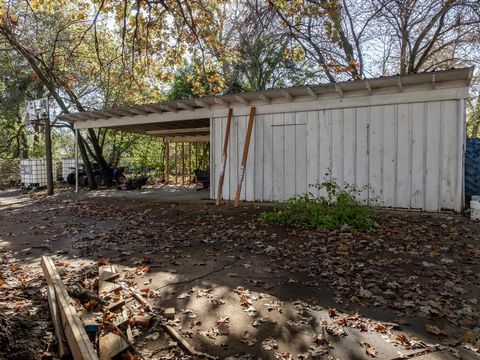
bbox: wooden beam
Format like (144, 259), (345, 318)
(146, 127), (210, 135)
(162, 323), (197, 355)
(110, 109), (135, 116)
(281, 90), (293, 101)
(99, 332), (130, 360)
(166, 142), (170, 184)
(306, 87), (318, 100)
(143, 105), (163, 114)
(128, 107), (150, 115)
(258, 93), (271, 104)
(335, 84), (344, 97)
(175, 143), (178, 184)
(235, 95), (249, 105)
(397, 78), (403, 92)
(177, 101), (194, 111)
(182, 142), (185, 184)
(194, 99), (211, 108)
(98, 110), (122, 118)
(163, 135), (210, 142)
(46, 284), (69, 358)
(365, 80), (372, 95)
(216, 109), (233, 205)
(189, 143), (192, 183)
(234, 107), (256, 207)
(214, 97), (229, 107)
(41, 256), (99, 360)
(161, 104), (178, 113)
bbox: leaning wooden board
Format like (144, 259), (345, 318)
(41, 256), (99, 360)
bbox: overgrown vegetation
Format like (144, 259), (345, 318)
(262, 181), (377, 232)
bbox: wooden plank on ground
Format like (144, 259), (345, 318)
(234, 106), (256, 207)
(99, 265), (121, 297)
(78, 308), (99, 334)
(46, 284), (69, 358)
(162, 323), (197, 356)
(41, 256), (99, 360)
(216, 108), (233, 205)
(99, 332), (130, 360)
(107, 299), (125, 313)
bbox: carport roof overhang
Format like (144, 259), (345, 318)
(59, 67), (474, 138)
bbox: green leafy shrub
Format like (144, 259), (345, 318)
(261, 181), (377, 232)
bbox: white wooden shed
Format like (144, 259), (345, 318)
(61, 67), (473, 212)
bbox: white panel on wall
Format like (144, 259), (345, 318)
(440, 100), (459, 210)
(210, 97), (464, 212)
(343, 108), (356, 186)
(410, 102), (425, 209)
(425, 102), (442, 211)
(295, 112), (307, 196)
(331, 109), (344, 185)
(306, 111), (319, 196)
(272, 113), (285, 201)
(355, 107), (369, 202)
(263, 114), (273, 201)
(318, 110), (332, 197)
(396, 104), (411, 208)
(382, 104), (397, 206)
(254, 114), (265, 201)
(368, 106), (384, 203)
(245, 115), (256, 202)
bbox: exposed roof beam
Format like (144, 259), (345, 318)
(365, 80), (372, 95)
(235, 95), (249, 105)
(258, 94), (271, 104)
(306, 87), (318, 100)
(176, 101), (194, 111)
(109, 108), (135, 116)
(60, 114), (80, 121)
(99, 110), (122, 118)
(335, 84), (344, 97)
(432, 74), (436, 89)
(281, 89), (293, 101)
(146, 127), (210, 135)
(87, 112), (110, 119)
(214, 97), (229, 107)
(160, 104), (178, 113)
(143, 105), (162, 114)
(397, 78), (403, 92)
(163, 135), (210, 142)
(195, 99), (211, 108)
(128, 107), (150, 115)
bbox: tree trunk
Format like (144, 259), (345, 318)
(0, 27), (98, 189)
(76, 130), (97, 189)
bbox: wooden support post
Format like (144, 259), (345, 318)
(216, 108), (233, 205)
(188, 143), (192, 183)
(165, 142), (170, 184)
(175, 143), (178, 184)
(41, 256), (98, 360)
(182, 142), (185, 184)
(195, 143), (199, 169)
(234, 107), (256, 207)
(46, 285), (69, 358)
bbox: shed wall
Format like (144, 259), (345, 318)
(210, 99), (464, 212)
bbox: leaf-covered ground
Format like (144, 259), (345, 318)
(0, 188), (479, 359)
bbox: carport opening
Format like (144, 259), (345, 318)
(74, 118), (211, 192)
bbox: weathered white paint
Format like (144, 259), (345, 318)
(211, 98), (465, 211)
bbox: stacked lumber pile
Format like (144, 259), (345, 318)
(41, 256), (201, 360)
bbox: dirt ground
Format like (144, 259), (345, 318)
(0, 187), (479, 360)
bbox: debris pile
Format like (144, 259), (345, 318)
(40, 256), (203, 360)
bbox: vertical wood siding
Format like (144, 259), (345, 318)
(211, 99), (463, 211)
